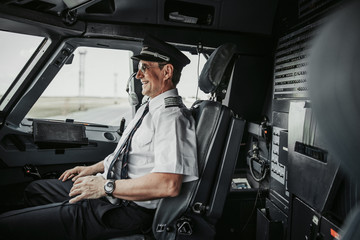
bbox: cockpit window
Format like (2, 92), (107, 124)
(27, 47), (134, 126)
(0, 30), (44, 110)
(26, 46), (208, 126)
(179, 52), (208, 107)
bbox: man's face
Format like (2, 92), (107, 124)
(135, 61), (164, 99)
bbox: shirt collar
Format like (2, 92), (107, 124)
(148, 88), (179, 112)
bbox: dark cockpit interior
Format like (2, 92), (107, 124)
(0, 0), (359, 239)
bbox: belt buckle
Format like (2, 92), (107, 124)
(122, 200), (130, 206)
(106, 196), (121, 205)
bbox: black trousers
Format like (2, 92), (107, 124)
(0, 179), (155, 240)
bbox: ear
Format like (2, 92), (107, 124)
(163, 64), (174, 81)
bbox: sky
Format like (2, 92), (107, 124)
(0, 31), (44, 95)
(0, 30), (208, 100)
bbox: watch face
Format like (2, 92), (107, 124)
(105, 181), (115, 194)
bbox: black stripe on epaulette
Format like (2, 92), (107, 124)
(164, 96), (183, 108)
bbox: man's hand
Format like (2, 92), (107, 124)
(59, 161), (104, 182)
(59, 166), (95, 182)
(69, 176), (106, 204)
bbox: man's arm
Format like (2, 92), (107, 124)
(68, 172), (183, 204)
(59, 160), (104, 182)
(113, 172), (183, 200)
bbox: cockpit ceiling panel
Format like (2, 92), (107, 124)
(1, 0), (279, 35)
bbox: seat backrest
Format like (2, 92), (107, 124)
(152, 43), (245, 240)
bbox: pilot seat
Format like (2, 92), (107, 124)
(112, 42), (245, 240)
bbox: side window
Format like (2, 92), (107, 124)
(178, 52), (208, 107)
(27, 47), (133, 126)
(0, 30), (44, 110)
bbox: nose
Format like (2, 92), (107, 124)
(135, 68), (143, 79)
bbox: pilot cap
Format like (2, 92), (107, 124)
(131, 35), (190, 70)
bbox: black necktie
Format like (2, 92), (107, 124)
(107, 102), (149, 179)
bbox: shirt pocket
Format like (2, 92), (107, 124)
(133, 130), (153, 151)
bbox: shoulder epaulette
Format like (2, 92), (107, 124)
(164, 96), (184, 108)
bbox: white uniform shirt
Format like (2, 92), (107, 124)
(99, 89), (198, 209)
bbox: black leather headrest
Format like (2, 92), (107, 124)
(199, 43), (238, 94)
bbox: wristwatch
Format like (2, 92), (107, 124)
(104, 179), (116, 196)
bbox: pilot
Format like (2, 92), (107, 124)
(0, 35), (198, 240)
